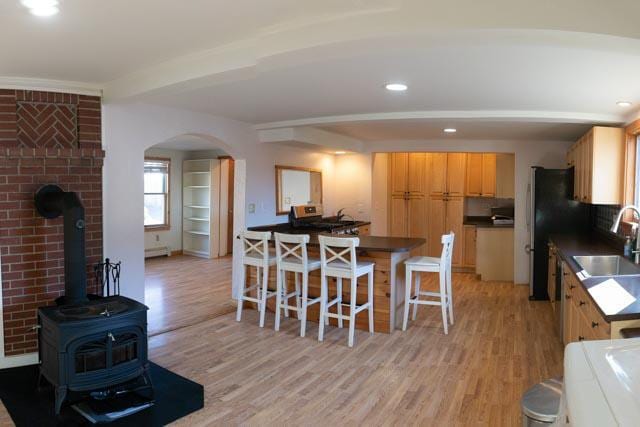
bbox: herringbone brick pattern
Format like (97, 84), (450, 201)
(16, 102), (78, 148)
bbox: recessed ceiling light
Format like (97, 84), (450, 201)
(21, 0), (59, 16)
(385, 83), (408, 92)
(617, 101), (632, 107)
(334, 151), (346, 155)
(443, 128), (457, 133)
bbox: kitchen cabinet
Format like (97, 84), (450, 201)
(463, 225), (476, 267)
(547, 243), (557, 306)
(465, 153), (496, 197)
(563, 270), (611, 346)
(358, 224), (371, 236)
(428, 195), (464, 265)
(429, 153), (466, 197)
(388, 153), (429, 255)
(495, 154), (515, 199)
(566, 126), (624, 205)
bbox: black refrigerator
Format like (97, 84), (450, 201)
(526, 167), (590, 300)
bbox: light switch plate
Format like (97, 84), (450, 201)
(248, 203), (256, 214)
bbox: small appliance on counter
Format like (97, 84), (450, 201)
(289, 204), (359, 234)
(490, 206), (514, 225)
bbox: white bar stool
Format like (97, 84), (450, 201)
(318, 235), (375, 347)
(402, 232), (455, 334)
(274, 233), (322, 337)
(236, 230), (277, 328)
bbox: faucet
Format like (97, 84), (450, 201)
(611, 205), (640, 264)
(336, 208), (346, 222)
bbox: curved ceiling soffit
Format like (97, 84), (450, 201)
(150, 133), (243, 159)
(103, 28), (640, 102)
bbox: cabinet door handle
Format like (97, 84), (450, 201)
(591, 321), (599, 328)
(569, 285), (576, 290)
(565, 294), (571, 300)
(578, 336), (585, 341)
(579, 301), (586, 306)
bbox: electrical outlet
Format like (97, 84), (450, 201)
(248, 203), (256, 214)
(155, 234), (160, 242)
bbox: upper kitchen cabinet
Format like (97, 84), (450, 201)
(430, 153), (466, 197)
(566, 126), (624, 205)
(465, 153), (496, 197)
(495, 154), (515, 199)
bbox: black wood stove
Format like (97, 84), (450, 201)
(34, 185), (152, 416)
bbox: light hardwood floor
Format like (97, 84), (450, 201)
(144, 255), (235, 336)
(151, 273), (563, 426)
(0, 268), (563, 425)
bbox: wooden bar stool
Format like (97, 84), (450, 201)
(402, 232), (455, 334)
(236, 230), (277, 328)
(274, 232), (322, 337)
(318, 235), (375, 347)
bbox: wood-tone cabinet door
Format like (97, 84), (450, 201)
(445, 197), (464, 266)
(407, 152), (427, 194)
(408, 196), (427, 255)
(390, 152), (408, 195)
(583, 132), (593, 203)
(428, 196), (446, 256)
(446, 153), (466, 197)
(389, 195), (407, 237)
(574, 139), (583, 201)
(463, 225), (476, 267)
(465, 153), (483, 196)
(481, 153), (496, 197)
(430, 153), (448, 196)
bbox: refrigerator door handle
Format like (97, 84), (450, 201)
(525, 244), (534, 254)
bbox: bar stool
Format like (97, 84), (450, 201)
(274, 233), (322, 337)
(236, 230), (277, 328)
(318, 235), (375, 347)
(402, 232), (455, 334)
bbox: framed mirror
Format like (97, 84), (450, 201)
(275, 165), (323, 215)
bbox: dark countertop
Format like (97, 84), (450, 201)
(550, 233), (640, 322)
(463, 216), (514, 228)
(248, 220), (371, 233)
(247, 222), (423, 253)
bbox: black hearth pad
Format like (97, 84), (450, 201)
(0, 362), (203, 426)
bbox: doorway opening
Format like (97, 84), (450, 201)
(143, 136), (237, 336)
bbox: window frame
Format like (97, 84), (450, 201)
(144, 157), (171, 231)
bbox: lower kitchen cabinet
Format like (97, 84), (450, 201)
(462, 225), (476, 267)
(562, 268), (611, 346)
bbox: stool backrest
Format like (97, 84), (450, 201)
(318, 235), (359, 273)
(440, 232), (455, 268)
(274, 233), (310, 266)
(240, 230), (272, 263)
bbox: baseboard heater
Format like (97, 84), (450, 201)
(144, 246), (171, 258)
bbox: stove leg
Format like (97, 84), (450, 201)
(55, 386), (67, 415)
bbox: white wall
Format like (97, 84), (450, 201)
(336, 139), (571, 285)
(143, 147), (186, 253)
(103, 103), (337, 303)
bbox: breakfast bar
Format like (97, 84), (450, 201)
(245, 225), (425, 333)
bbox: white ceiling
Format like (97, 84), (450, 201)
(5, 1), (640, 141)
(150, 135), (230, 152)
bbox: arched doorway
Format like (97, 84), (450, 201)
(141, 134), (245, 335)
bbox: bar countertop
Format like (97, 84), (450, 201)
(247, 223), (424, 253)
(550, 233), (640, 322)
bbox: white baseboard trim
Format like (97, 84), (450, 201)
(0, 352), (38, 369)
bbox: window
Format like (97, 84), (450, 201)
(144, 158), (170, 229)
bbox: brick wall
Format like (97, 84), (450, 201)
(0, 89), (103, 356)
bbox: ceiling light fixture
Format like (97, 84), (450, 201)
(443, 128), (457, 133)
(334, 151), (346, 155)
(385, 83), (408, 92)
(617, 101), (632, 107)
(21, 0), (59, 16)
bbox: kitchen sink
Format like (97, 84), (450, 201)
(572, 255), (640, 277)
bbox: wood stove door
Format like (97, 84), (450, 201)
(67, 326), (146, 390)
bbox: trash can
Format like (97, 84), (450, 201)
(521, 377), (562, 426)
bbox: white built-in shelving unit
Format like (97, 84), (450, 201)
(182, 159), (221, 258)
